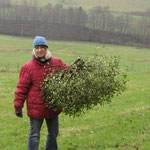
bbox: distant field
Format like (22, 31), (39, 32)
(1, 35), (150, 150)
(0, 34), (150, 72)
(13, 0), (150, 12)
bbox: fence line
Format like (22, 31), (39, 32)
(0, 63), (20, 73)
(0, 63), (136, 73)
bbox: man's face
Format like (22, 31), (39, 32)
(35, 45), (47, 58)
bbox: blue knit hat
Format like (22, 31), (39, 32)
(33, 36), (48, 48)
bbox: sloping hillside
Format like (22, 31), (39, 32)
(13, 0), (150, 12)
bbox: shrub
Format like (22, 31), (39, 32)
(41, 53), (127, 117)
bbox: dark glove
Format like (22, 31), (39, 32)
(73, 58), (82, 65)
(15, 109), (23, 118)
(61, 59), (84, 79)
(72, 58), (84, 70)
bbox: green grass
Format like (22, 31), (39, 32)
(12, 0), (150, 12)
(1, 34), (150, 149)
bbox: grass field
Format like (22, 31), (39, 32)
(13, 0), (150, 12)
(1, 35), (150, 150)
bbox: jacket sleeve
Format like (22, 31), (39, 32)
(14, 65), (32, 109)
(59, 59), (68, 69)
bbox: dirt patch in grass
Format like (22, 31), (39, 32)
(122, 106), (150, 115)
(60, 126), (88, 137)
(0, 70), (17, 73)
(123, 58), (150, 63)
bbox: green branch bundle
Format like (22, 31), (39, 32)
(41, 54), (127, 117)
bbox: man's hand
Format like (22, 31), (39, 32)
(15, 109), (23, 118)
(73, 58), (81, 65)
(71, 58), (84, 70)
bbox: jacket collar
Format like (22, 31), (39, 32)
(33, 56), (52, 66)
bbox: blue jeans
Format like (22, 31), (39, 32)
(28, 116), (59, 150)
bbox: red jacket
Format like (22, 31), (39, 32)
(14, 56), (67, 119)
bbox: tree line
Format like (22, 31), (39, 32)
(0, 0), (150, 47)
